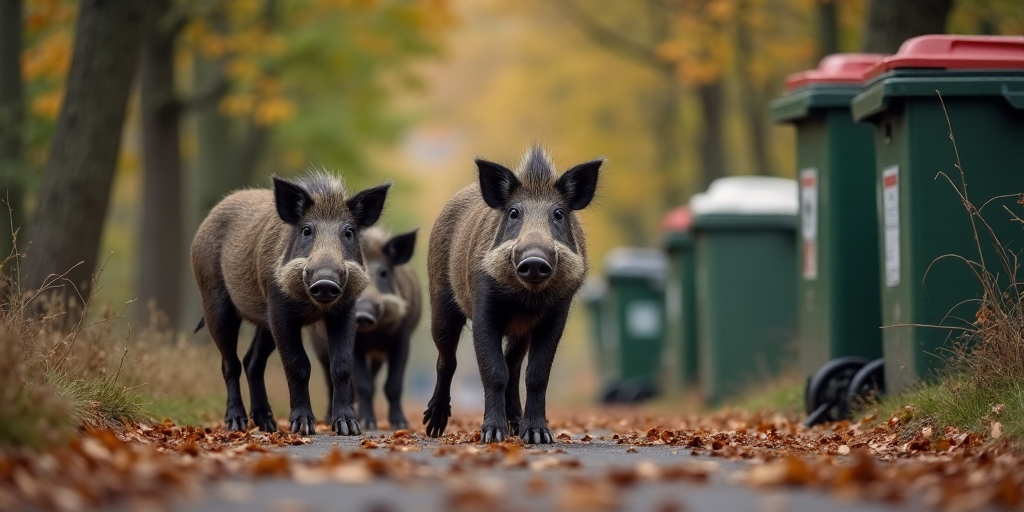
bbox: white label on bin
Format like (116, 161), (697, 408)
(626, 301), (661, 339)
(882, 165), (900, 287)
(800, 167), (819, 280)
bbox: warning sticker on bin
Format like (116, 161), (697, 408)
(882, 165), (900, 287)
(800, 168), (818, 280)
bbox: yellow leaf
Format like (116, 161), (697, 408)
(253, 96), (296, 126)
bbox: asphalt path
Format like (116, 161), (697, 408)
(156, 429), (945, 512)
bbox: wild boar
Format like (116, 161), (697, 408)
(311, 227), (422, 430)
(191, 171), (389, 435)
(422, 147), (601, 443)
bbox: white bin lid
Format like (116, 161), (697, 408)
(689, 176), (799, 216)
(603, 247), (667, 280)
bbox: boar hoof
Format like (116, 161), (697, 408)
(520, 426), (554, 445)
(289, 411), (317, 435)
(225, 411), (249, 432)
(359, 415), (378, 431)
(332, 418), (362, 436)
(423, 400), (451, 438)
(480, 423), (508, 444)
(389, 414), (409, 431)
(252, 411), (277, 432)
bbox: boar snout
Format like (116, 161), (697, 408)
(354, 297), (378, 330)
(306, 267), (344, 304)
(515, 247), (553, 283)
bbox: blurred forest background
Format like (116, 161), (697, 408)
(2, 0), (1023, 410)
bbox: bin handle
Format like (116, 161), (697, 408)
(1003, 84), (1024, 110)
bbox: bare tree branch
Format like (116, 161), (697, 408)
(551, 0), (667, 70)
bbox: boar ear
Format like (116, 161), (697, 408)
(384, 229), (417, 266)
(476, 159), (521, 208)
(347, 182), (391, 229)
(556, 158), (602, 210)
(273, 177), (314, 225)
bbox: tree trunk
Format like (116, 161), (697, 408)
(696, 80), (726, 190)
(645, 0), (684, 209)
(0, 0), (24, 260)
(862, 0), (953, 54)
(816, 0), (839, 59)
(234, 120), (269, 186)
(733, 0), (772, 176)
(138, 0), (182, 327)
(192, 55), (239, 219)
(23, 0), (143, 297)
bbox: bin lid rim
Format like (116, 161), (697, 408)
(603, 247), (668, 279)
(863, 35), (1024, 81)
(660, 205), (692, 232)
(785, 53), (888, 91)
(689, 176), (798, 217)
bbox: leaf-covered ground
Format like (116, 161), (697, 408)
(1, 408), (1021, 512)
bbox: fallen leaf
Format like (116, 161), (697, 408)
(837, 445), (850, 455)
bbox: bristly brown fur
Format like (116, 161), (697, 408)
(430, 147), (590, 321)
(424, 145), (601, 443)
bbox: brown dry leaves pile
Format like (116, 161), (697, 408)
(1, 408), (1023, 512)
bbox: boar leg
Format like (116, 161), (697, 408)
(520, 305), (571, 444)
(423, 286), (465, 438)
(269, 309), (317, 435)
(473, 283), (512, 444)
(353, 344), (377, 431)
(324, 309), (362, 436)
(503, 336), (529, 437)
(311, 329), (333, 420)
(204, 292), (247, 432)
(243, 327), (278, 432)
(383, 338), (409, 430)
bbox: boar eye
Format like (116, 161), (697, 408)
(301, 225), (313, 237)
(344, 227), (355, 239)
(553, 208), (564, 221)
(509, 208), (520, 220)
(379, 268), (388, 279)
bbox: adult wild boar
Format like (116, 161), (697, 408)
(311, 227), (421, 430)
(423, 147), (601, 443)
(191, 171), (389, 436)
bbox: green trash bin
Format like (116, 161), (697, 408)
(851, 35), (1024, 393)
(600, 247), (667, 403)
(769, 53), (888, 421)
(661, 206), (698, 393)
(691, 176), (799, 406)
(581, 277), (616, 400)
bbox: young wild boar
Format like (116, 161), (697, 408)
(191, 171), (389, 436)
(423, 147), (601, 444)
(311, 227), (421, 430)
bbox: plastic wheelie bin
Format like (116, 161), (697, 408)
(690, 177), (799, 406)
(599, 247), (668, 403)
(851, 35), (1024, 393)
(581, 277), (617, 401)
(769, 53), (888, 425)
(661, 206), (698, 394)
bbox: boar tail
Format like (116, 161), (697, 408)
(194, 317), (206, 334)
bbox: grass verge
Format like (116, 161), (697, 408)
(0, 232), (227, 448)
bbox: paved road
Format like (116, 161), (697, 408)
(158, 430), (942, 512)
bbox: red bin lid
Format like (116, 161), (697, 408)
(661, 205), (692, 232)
(785, 53), (888, 91)
(862, 35), (1024, 81)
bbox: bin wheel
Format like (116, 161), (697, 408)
(599, 379), (622, 404)
(845, 358), (885, 413)
(803, 356), (869, 427)
(618, 377), (659, 403)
